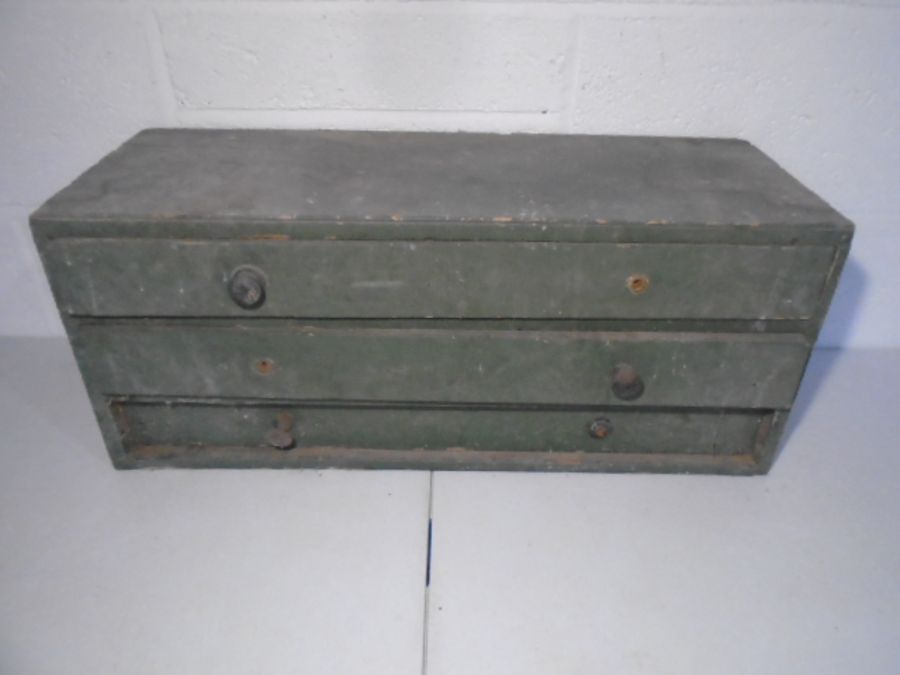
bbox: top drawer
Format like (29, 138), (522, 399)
(44, 238), (834, 320)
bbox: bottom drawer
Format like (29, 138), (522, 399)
(110, 399), (778, 474)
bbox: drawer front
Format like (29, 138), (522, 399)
(47, 239), (834, 320)
(112, 400), (767, 457)
(77, 326), (809, 408)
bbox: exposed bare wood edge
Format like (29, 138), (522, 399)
(71, 316), (814, 333)
(30, 216), (854, 231)
(31, 218), (852, 246)
(118, 445), (763, 476)
(751, 413), (774, 464)
(810, 240), (853, 342)
(109, 396), (782, 416)
(77, 323), (810, 345)
(752, 410), (787, 473)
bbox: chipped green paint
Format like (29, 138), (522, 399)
(30, 129), (853, 473)
(113, 399), (768, 459)
(46, 238), (834, 320)
(77, 325), (809, 409)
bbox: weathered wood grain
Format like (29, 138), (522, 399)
(28, 130), (854, 473)
(118, 444), (764, 475)
(113, 399), (767, 457)
(46, 238), (834, 320)
(76, 324), (809, 408)
(33, 130), (853, 231)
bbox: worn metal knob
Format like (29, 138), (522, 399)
(265, 413), (295, 451)
(611, 363), (644, 401)
(228, 266), (266, 310)
(265, 429), (294, 450)
(588, 417), (613, 439)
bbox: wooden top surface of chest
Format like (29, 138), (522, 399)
(33, 129), (851, 241)
(32, 129), (853, 475)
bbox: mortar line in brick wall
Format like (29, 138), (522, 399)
(149, 0), (578, 17)
(175, 107), (564, 116)
(173, 108), (567, 133)
(140, 1), (178, 124)
(146, 0), (900, 14)
(562, 16), (584, 132)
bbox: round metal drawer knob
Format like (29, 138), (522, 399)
(588, 417), (613, 439)
(611, 363), (645, 401)
(265, 413), (295, 451)
(228, 266), (266, 310)
(265, 428), (295, 451)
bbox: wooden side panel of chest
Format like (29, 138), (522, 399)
(31, 130), (853, 474)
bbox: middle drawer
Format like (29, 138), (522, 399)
(76, 325), (808, 409)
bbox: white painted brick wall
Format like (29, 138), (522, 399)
(158, 6), (571, 113)
(1, 0), (897, 346)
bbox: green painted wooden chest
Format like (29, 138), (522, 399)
(31, 129), (852, 474)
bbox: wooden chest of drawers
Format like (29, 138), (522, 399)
(31, 129), (852, 474)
